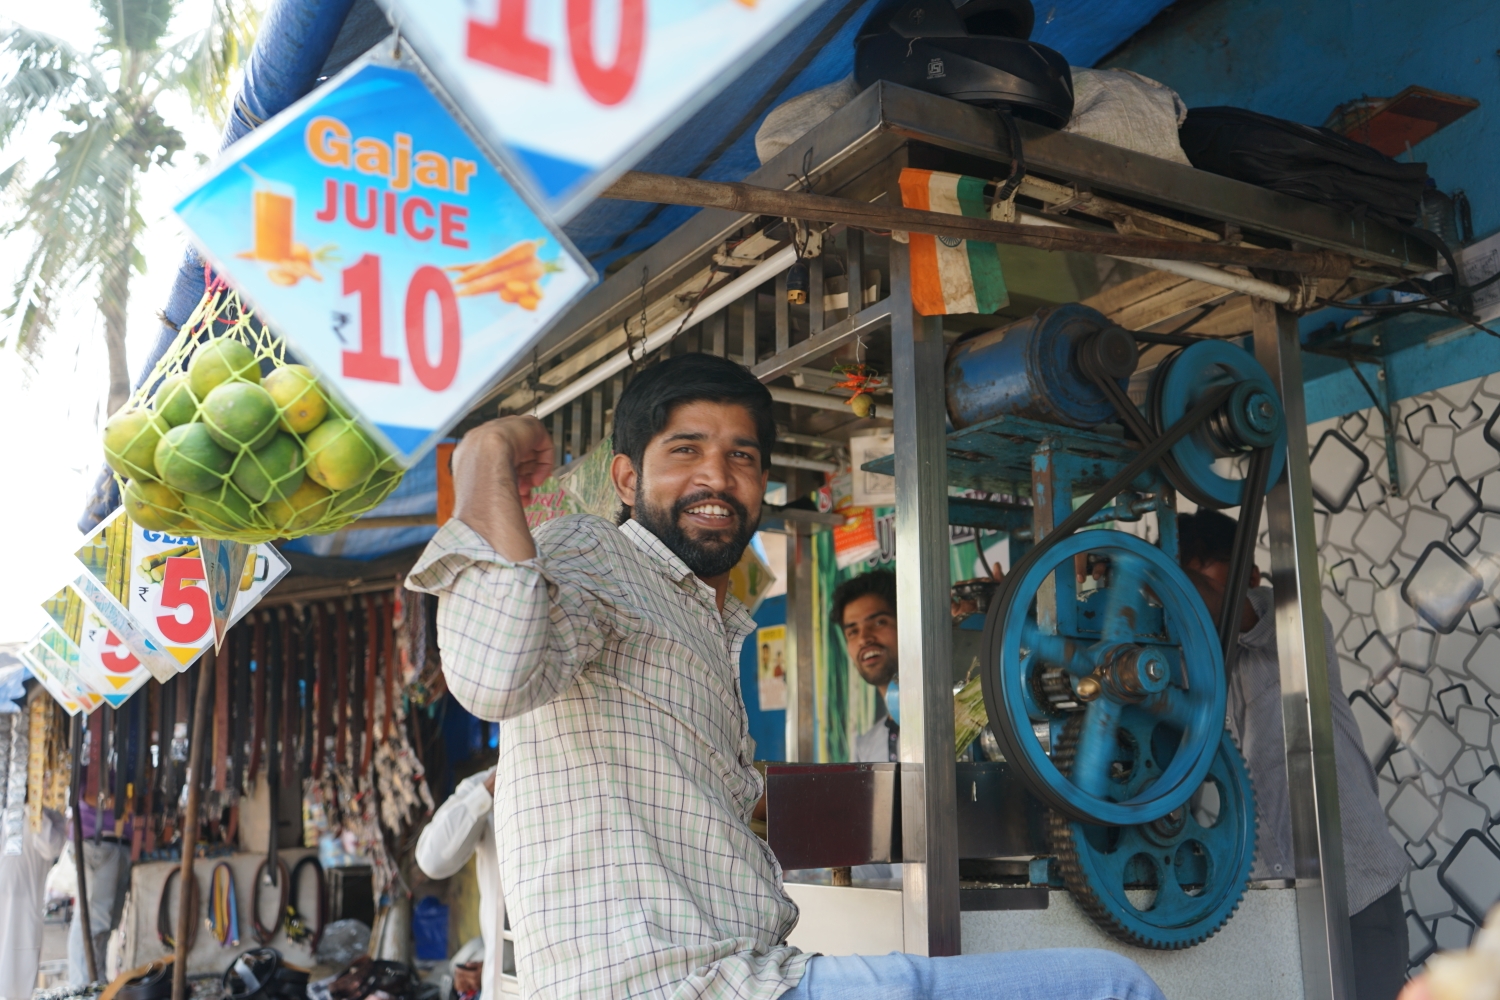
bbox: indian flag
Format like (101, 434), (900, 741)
(898, 169), (1009, 316)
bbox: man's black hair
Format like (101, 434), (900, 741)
(1178, 509), (1239, 566)
(831, 569), (898, 629)
(613, 353), (776, 519)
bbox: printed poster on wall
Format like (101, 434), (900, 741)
(756, 624), (787, 711)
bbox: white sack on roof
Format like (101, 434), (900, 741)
(1064, 68), (1191, 165)
(756, 76), (860, 164)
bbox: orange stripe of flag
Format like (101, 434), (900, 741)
(899, 169), (947, 315)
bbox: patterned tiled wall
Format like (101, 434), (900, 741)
(1304, 372), (1500, 970)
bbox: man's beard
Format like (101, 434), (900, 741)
(634, 485), (757, 579)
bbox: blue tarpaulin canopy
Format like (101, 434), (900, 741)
(81, 0), (1176, 556)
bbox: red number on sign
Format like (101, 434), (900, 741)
(101, 631), (140, 673)
(157, 557), (211, 644)
(467, 0), (551, 82)
(342, 253), (401, 383)
(340, 258), (466, 391)
(566, 0), (646, 106)
(405, 266), (462, 391)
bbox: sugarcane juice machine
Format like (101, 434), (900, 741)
(768, 304), (1296, 972)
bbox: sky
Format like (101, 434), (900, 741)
(0, 0), (241, 642)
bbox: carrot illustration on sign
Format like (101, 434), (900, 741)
(447, 239), (562, 311)
(236, 177), (338, 286)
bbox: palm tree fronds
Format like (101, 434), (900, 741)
(161, 0), (258, 125)
(0, 24), (93, 144)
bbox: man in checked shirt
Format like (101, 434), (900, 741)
(408, 353), (1163, 1000)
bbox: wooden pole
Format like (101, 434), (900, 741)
(172, 654), (216, 1000)
(69, 713), (98, 983)
(603, 170), (1355, 279)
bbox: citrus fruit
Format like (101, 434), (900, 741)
(182, 483), (254, 537)
(305, 419), (378, 490)
(154, 423), (233, 493)
(264, 364), (328, 435)
(232, 432), (304, 503)
(202, 381), (278, 451)
(122, 480), (190, 532)
(152, 374), (198, 427)
(188, 338), (260, 398)
(263, 478), (331, 533)
(330, 464), (400, 514)
(103, 408), (164, 481)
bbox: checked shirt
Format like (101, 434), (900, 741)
(407, 515), (808, 1000)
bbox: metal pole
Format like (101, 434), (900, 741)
(173, 653), (217, 1000)
(1251, 298), (1353, 1000)
(784, 528), (815, 762)
(889, 238), (961, 955)
(602, 171), (1352, 277)
(69, 713), (98, 983)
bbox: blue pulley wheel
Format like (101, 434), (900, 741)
(1049, 729), (1256, 949)
(1148, 340), (1287, 509)
(981, 530), (1226, 826)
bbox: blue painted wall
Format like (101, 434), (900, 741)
(741, 595), (788, 761)
(1104, 0), (1500, 419)
(1105, 0), (1500, 238)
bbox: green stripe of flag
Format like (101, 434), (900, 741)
(955, 174), (1009, 314)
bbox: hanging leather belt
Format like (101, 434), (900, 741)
(251, 856), (288, 944)
(361, 594), (378, 775)
(85, 709), (103, 845)
(111, 704), (126, 838)
(334, 601), (349, 770)
(313, 604), (328, 780)
(249, 613), (266, 793)
(286, 856), (327, 950)
(281, 608), (299, 789)
(382, 591), (395, 743)
(266, 610), (282, 886)
(158, 865), (200, 950)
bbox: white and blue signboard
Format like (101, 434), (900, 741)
(175, 46), (595, 466)
(377, 0), (824, 220)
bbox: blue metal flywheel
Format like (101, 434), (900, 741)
(1148, 339), (1287, 509)
(981, 530), (1226, 826)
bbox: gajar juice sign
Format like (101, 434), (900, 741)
(174, 54), (594, 466)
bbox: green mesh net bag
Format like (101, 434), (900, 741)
(102, 284), (402, 543)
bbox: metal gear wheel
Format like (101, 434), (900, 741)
(1049, 720), (1257, 950)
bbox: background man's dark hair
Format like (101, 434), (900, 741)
(612, 353), (776, 520)
(831, 569), (898, 629)
(1178, 509), (1240, 566)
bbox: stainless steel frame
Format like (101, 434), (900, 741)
(489, 80), (1406, 986)
(1255, 299), (1355, 1000)
(890, 241), (962, 954)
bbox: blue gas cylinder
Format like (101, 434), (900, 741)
(945, 304), (1128, 429)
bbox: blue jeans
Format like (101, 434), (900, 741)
(780, 949), (1165, 1000)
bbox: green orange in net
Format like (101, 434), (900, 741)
(182, 482), (255, 534)
(122, 480), (192, 532)
(305, 418), (378, 491)
(155, 423), (233, 493)
(262, 478), (332, 533)
(232, 432), (305, 503)
(189, 337), (260, 398)
(153, 374), (198, 427)
(264, 364), (328, 435)
(103, 408), (165, 482)
(202, 381), (278, 450)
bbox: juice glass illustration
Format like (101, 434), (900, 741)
(251, 180), (295, 262)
